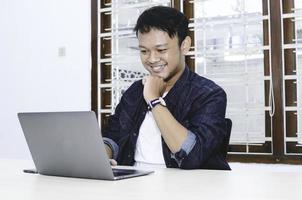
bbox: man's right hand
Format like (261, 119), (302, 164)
(105, 143), (113, 158)
(109, 159), (117, 166)
(105, 143), (117, 166)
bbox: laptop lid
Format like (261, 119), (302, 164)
(18, 111), (153, 180)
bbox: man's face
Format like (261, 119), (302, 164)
(138, 29), (186, 84)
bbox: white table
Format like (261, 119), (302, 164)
(0, 159), (301, 200)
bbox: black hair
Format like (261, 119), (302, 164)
(134, 6), (189, 46)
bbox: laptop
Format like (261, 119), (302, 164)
(18, 111), (153, 180)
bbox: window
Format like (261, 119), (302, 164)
(194, 0), (269, 154)
(91, 0), (302, 163)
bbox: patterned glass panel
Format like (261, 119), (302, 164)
(110, 0), (170, 108)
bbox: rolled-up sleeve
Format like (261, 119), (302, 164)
(179, 87), (227, 169)
(103, 137), (119, 160)
(171, 131), (196, 167)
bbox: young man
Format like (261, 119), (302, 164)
(102, 6), (230, 170)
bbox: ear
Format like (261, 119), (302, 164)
(180, 36), (191, 55)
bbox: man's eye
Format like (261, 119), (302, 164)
(140, 50), (147, 54)
(158, 49), (167, 53)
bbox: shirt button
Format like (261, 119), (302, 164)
(127, 154), (131, 158)
(133, 133), (137, 136)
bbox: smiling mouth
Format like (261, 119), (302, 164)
(151, 64), (166, 73)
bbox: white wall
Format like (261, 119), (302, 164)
(0, 0), (91, 159)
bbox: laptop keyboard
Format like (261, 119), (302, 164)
(112, 169), (138, 177)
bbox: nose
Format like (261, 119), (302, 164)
(147, 51), (160, 63)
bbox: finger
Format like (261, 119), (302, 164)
(142, 76), (150, 85)
(142, 77), (146, 85)
(109, 159), (117, 166)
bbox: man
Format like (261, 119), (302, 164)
(102, 6), (230, 170)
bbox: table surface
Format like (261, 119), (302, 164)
(0, 159), (301, 200)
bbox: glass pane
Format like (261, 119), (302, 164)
(195, 0), (263, 18)
(297, 0), (302, 9)
(296, 16), (302, 44)
(195, 0), (266, 144)
(110, 0), (170, 108)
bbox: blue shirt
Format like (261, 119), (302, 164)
(103, 66), (230, 170)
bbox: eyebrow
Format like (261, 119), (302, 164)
(139, 43), (169, 49)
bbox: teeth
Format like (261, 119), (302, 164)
(152, 65), (164, 72)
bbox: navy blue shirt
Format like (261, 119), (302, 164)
(102, 66), (230, 170)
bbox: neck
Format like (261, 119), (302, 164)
(164, 65), (185, 92)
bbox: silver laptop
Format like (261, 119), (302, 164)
(18, 111), (153, 180)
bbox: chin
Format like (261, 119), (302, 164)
(157, 74), (168, 80)
(150, 71), (165, 78)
